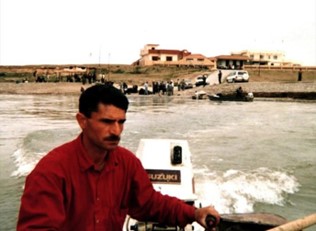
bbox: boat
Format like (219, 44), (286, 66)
(192, 90), (208, 100)
(123, 139), (316, 231)
(208, 92), (254, 102)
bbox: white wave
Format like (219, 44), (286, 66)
(194, 167), (300, 214)
(11, 148), (44, 178)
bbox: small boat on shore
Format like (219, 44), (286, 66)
(192, 90), (208, 100)
(208, 92), (254, 102)
(208, 86), (254, 102)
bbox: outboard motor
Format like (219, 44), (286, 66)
(124, 139), (198, 231)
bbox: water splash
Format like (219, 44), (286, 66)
(194, 167), (300, 214)
(11, 148), (44, 178)
(10, 128), (77, 178)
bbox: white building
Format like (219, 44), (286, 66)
(232, 50), (294, 66)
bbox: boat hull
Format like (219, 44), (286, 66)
(208, 93), (254, 102)
(218, 213), (286, 231)
(126, 212), (287, 231)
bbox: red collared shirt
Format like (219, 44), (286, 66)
(17, 134), (195, 230)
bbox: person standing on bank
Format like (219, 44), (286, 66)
(17, 84), (220, 231)
(298, 68), (303, 81)
(144, 81), (149, 94)
(218, 70), (222, 84)
(202, 75), (207, 87)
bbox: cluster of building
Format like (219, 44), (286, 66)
(133, 44), (300, 70)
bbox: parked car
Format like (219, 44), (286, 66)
(177, 79), (193, 90)
(226, 71), (250, 83)
(183, 80), (193, 89)
(195, 74), (209, 87)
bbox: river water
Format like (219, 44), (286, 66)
(0, 94), (315, 231)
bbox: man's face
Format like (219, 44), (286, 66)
(77, 104), (126, 153)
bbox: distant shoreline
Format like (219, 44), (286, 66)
(0, 81), (316, 100)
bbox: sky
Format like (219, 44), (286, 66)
(0, 0), (315, 66)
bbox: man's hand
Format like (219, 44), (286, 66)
(195, 206), (220, 230)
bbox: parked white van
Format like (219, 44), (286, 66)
(226, 70), (250, 83)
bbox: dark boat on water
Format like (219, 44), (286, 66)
(208, 92), (254, 102)
(208, 86), (254, 102)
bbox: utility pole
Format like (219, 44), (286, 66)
(258, 53), (261, 77)
(98, 46), (101, 68)
(108, 53), (111, 81)
(98, 46), (101, 79)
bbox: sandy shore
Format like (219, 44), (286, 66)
(0, 81), (316, 99)
(0, 82), (84, 95)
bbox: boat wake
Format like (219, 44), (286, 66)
(193, 167), (300, 214)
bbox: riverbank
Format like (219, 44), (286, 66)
(1, 81), (316, 100)
(1, 65), (316, 99)
(192, 81), (316, 100)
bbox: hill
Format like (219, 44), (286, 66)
(0, 64), (315, 84)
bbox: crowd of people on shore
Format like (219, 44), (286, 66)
(118, 79), (193, 96)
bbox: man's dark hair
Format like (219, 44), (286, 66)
(79, 84), (129, 118)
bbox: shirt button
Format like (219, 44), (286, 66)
(96, 219), (100, 223)
(96, 197), (100, 201)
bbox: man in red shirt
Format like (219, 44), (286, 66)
(17, 84), (220, 230)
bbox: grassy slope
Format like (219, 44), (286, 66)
(0, 65), (315, 84)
